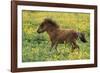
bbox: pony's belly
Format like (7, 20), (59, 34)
(58, 40), (65, 43)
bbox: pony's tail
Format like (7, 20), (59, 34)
(77, 32), (87, 43)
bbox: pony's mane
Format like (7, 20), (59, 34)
(44, 18), (59, 28)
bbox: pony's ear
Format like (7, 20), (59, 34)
(44, 18), (51, 22)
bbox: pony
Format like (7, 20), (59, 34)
(37, 18), (87, 52)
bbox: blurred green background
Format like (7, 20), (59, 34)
(22, 10), (90, 62)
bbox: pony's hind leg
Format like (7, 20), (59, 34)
(71, 41), (80, 52)
(72, 41), (79, 49)
(71, 43), (75, 52)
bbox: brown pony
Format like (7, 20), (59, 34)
(37, 18), (87, 52)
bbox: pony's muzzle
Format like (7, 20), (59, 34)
(37, 29), (41, 33)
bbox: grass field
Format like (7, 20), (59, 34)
(22, 10), (90, 62)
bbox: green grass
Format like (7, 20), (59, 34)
(22, 10), (90, 62)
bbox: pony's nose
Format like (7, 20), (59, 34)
(37, 29), (40, 33)
(37, 30), (39, 33)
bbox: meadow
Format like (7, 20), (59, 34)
(22, 10), (90, 62)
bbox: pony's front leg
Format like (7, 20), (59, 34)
(53, 41), (59, 52)
(50, 42), (54, 51)
(50, 41), (58, 52)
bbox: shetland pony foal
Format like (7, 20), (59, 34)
(37, 18), (87, 52)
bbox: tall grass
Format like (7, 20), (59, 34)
(22, 10), (90, 62)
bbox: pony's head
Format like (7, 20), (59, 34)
(37, 18), (59, 33)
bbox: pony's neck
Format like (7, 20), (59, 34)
(46, 27), (59, 41)
(46, 27), (58, 33)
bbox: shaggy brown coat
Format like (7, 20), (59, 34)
(37, 18), (87, 51)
